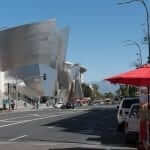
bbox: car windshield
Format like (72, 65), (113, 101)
(122, 99), (139, 108)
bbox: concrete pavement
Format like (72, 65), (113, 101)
(0, 105), (137, 150)
(0, 141), (136, 150)
(0, 104), (54, 114)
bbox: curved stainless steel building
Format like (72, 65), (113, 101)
(0, 19), (69, 98)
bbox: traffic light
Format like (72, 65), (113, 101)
(43, 73), (47, 80)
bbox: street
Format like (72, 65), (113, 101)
(0, 105), (136, 150)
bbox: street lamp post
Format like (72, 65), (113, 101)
(136, 53), (142, 66)
(142, 1), (150, 63)
(119, 1), (150, 146)
(124, 40), (143, 66)
(118, 0), (150, 63)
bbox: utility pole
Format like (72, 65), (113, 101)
(123, 40), (143, 67)
(118, 0), (150, 63)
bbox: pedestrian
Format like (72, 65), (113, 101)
(36, 100), (39, 110)
(46, 100), (49, 107)
(24, 102), (27, 107)
(11, 100), (15, 110)
(32, 101), (35, 109)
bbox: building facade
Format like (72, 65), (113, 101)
(56, 61), (87, 104)
(0, 19), (69, 104)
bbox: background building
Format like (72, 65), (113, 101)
(0, 19), (69, 107)
(57, 61), (87, 104)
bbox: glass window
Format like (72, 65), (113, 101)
(122, 99), (139, 108)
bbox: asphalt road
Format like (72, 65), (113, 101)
(0, 105), (137, 150)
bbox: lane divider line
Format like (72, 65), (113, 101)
(0, 113), (75, 128)
(48, 126), (55, 129)
(9, 135), (28, 142)
(0, 120), (18, 123)
(1, 114), (39, 121)
(0, 110), (78, 122)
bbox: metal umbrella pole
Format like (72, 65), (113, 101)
(147, 86), (150, 145)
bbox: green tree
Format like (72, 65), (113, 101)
(81, 83), (92, 98)
(115, 85), (137, 97)
(91, 83), (103, 99)
(128, 86), (137, 97)
(81, 83), (102, 100)
(104, 92), (114, 99)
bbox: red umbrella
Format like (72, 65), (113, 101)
(105, 64), (150, 107)
(105, 64), (150, 147)
(105, 64), (150, 87)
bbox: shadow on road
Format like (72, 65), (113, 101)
(42, 107), (129, 147)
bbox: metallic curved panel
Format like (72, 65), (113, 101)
(5, 64), (57, 97)
(0, 20), (58, 71)
(57, 27), (70, 90)
(56, 27), (70, 70)
(23, 64), (57, 97)
(0, 20), (70, 98)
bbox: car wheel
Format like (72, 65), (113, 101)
(117, 124), (121, 132)
(117, 122), (125, 132)
(125, 134), (137, 144)
(125, 134), (131, 144)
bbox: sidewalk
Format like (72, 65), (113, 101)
(15, 104), (54, 112)
(0, 141), (137, 150)
(0, 104), (54, 114)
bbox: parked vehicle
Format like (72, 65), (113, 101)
(100, 101), (104, 105)
(105, 98), (112, 104)
(125, 103), (139, 144)
(117, 97), (139, 131)
(55, 102), (64, 108)
(66, 102), (74, 109)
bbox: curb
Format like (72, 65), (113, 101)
(0, 107), (55, 115)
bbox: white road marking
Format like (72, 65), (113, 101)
(0, 110), (77, 122)
(48, 126), (55, 129)
(9, 135), (28, 142)
(0, 112), (73, 123)
(1, 114), (37, 121)
(32, 114), (41, 117)
(0, 120), (17, 123)
(0, 110), (82, 128)
(0, 113), (75, 128)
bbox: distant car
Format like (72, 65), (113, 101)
(124, 104), (139, 143)
(66, 102), (74, 109)
(55, 103), (64, 108)
(117, 97), (139, 131)
(100, 101), (104, 105)
(93, 103), (97, 106)
(105, 98), (112, 104)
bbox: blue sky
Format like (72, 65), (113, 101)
(0, 0), (149, 82)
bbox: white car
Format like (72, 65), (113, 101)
(55, 103), (64, 108)
(117, 97), (139, 131)
(125, 104), (139, 143)
(100, 101), (104, 105)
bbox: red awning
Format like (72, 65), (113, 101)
(105, 64), (150, 87)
